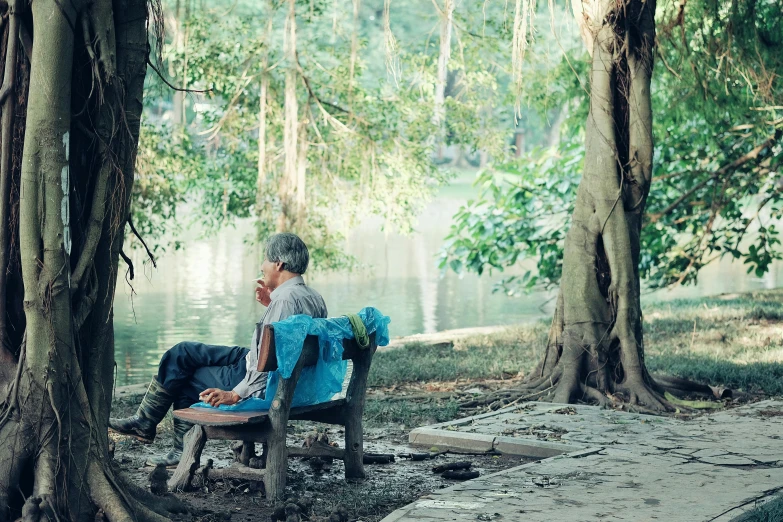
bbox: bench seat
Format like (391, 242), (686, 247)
(174, 399), (347, 426)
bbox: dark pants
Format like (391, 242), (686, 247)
(157, 342), (249, 409)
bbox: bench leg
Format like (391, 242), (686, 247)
(265, 347), (308, 499)
(344, 411), (365, 479)
(265, 434), (287, 499)
(168, 425), (206, 492)
(343, 348), (374, 480)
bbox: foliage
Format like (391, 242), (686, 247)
(440, 0), (783, 293)
(133, 123), (201, 252)
(134, 0), (520, 265)
(439, 140), (582, 294)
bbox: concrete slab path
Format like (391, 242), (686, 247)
(382, 400), (783, 521)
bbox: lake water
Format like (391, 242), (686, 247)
(113, 174), (783, 386)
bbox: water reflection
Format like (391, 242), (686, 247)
(113, 178), (783, 386)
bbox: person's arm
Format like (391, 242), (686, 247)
(231, 299), (295, 399)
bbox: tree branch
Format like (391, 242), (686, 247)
(649, 131), (781, 223)
(297, 67), (355, 133)
(199, 63), (256, 140)
(146, 58), (211, 94)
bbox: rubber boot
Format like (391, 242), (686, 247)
(145, 417), (193, 467)
(109, 378), (174, 443)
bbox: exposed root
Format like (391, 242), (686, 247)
(81, 15), (103, 101)
(654, 374), (732, 399)
(88, 462), (172, 522)
(521, 366), (563, 392)
(459, 369), (562, 410)
(115, 469), (190, 515)
(579, 384), (610, 407)
(616, 380), (675, 412)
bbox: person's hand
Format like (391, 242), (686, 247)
(199, 388), (240, 407)
(255, 279), (272, 307)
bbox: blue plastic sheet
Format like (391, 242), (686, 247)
(192, 307), (390, 412)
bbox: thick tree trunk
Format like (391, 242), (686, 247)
(0, 1), (187, 520)
(516, 0), (670, 411)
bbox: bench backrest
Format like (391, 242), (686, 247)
(257, 323), (377, 372)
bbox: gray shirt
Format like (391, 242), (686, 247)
(232, 275), (328, 399)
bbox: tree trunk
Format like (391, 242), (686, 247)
(517, 0), (671, 411)
(279, 0), (298, 232)
(0, 1), (187, 520)
(432, 0), (453, 131)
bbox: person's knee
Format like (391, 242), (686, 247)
(160, 342), (190, 367)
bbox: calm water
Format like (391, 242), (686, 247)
(113, 175), (783, 385)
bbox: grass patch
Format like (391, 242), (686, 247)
(732, 495), (783, 522)
(363, 398), (461, 428)
(646, 356), (783, 396)
(368, 323), (547, 387)
(368, 289), (783, 396)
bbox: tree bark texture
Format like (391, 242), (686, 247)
(519, 0), (670, 411)
(0, 1), (185, 520)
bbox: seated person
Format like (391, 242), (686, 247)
(109, 233), (327, 466)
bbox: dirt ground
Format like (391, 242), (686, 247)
(110, 397), (532, 522)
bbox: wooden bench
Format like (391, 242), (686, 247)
(168, 324), (377, 499)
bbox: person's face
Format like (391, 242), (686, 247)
(260, 257), (284, 288)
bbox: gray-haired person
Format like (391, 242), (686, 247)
(109, 233), (327, 466)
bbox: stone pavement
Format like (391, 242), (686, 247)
(382, 400), (783, 521)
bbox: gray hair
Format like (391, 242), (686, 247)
(265, 233), (310, 274)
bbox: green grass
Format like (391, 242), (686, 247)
(647, 356), (783, 396)
(367, 289), (783, 396)
(363, 398), (461, 428)
(360, 289), (783, 425)
(368, 323), (548, 387)
(732, 495), (783, 522)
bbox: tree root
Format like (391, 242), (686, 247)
(578, 384), (610, 407)
(460, 369), (562, 410)
(89, 463), (171, 522)
(457, 364), (702, 414)
(613, 380), (676, 412)
(115, 469), (190, 515)
(653, 374), (732, 399)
